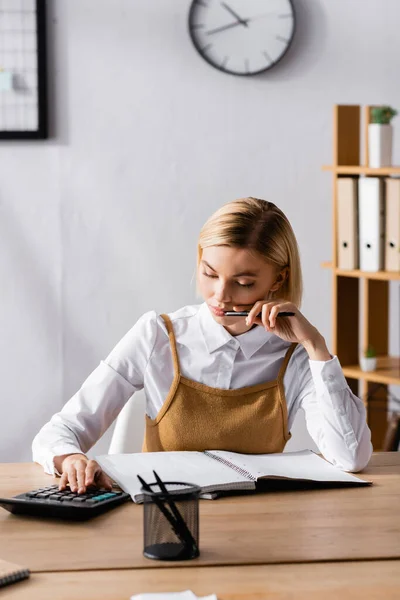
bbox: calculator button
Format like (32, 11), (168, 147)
(72, 497), (86, 502)
(49, 494), (63, 500)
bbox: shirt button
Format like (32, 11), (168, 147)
(328, 375), (334, 382)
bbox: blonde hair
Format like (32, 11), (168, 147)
(197, 197), (303, 307)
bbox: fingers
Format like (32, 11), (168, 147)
(58, 471), (69, 491)
(97, 471), (113, 491)
(84, 459), (99, 488)
(76, 466), (87, 494)
(247, 301), (295, 330)
(58, 457), (98, 494)
(269, 303), (292, 328)
(262, 303), (272, 329)
(87, 460), (113, 490)
(246, 301), (264, 327)
(67, 463), (79, 492)
(57, 455), (113, 494)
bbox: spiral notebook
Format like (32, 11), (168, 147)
(0, 559), (30, 588)
(96, 450), (370, 503)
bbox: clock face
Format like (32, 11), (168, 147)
(188, 0), (295, 76)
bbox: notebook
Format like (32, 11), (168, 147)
(0, 559), (30, 588)
(96, 450), (371, 503)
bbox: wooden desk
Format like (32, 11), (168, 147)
(3, 561), (400, 600)
(1, 453), (399, 572)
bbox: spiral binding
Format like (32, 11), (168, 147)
(0, 569), (30, 588)
(204, 451), (256, 481)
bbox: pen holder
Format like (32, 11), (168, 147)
(141, 481), (200, 561)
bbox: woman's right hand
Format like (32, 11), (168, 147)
(56, 453), (114, 494)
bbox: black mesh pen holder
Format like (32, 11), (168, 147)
(142, 481), (200, 561)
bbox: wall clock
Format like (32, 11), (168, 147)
(188, 0), (295, 76)
(0, 0), (47, 139)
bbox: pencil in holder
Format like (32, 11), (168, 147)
(141, 481), (200, 561)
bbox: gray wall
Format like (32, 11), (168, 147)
(1, 0), (399, 462)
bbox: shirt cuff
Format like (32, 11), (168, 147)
(309, 355), (348, 397)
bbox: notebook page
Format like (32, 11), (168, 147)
(96, 451), (254, 502)
(208, 450), (370, 484)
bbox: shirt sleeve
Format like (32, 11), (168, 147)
(32, 310), (158, 475)
(287, 346), (373, 472)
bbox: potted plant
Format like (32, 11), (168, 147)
(360, 345), (377, 372)
(368, 105), (397, 168)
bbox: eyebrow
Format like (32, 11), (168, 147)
(201, 260), (259, 277)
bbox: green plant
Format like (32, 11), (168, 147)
(363, 345), (376, 358)
(371, 106), (398, 125)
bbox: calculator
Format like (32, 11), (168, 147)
(0, 485), (131, 521)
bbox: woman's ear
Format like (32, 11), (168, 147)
(270, 267), (289, 293)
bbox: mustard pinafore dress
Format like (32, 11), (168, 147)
(142, 314), (297, 454)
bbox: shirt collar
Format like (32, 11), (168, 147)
(197, 302), (272, 360)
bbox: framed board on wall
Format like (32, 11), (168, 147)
(0, 0), (47, 139)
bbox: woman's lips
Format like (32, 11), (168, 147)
(208, 305), (227, 317)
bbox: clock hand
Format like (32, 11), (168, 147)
(248, 12), (292, 21)
(206, 19), (248, 35)
(221, 2), (248, 27)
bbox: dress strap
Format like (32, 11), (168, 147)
(277, 342), (298, 382)
(160, 314), (181, 377)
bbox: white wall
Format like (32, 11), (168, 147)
(1, 0), (399, 462)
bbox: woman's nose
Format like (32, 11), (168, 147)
(214, 282), (231, 303)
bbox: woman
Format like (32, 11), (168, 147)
(32, 198), (372, 494)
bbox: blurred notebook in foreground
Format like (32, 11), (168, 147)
(0, 559), (30, 588)
(96, 450), (370, 503)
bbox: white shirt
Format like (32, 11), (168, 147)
(32, 303), (372, 475)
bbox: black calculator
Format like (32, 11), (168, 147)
(0, 485), (131, 521)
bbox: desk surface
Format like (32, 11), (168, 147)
(3, 561), (400, 600)
(1, 453), (399, 572)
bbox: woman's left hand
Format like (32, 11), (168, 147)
(242, 300), (320, 346)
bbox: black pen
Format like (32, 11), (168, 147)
(153, 470), (198, 555)
(137, 474), (188, 547)
(223, 311), (295, 317)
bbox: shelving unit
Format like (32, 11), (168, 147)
(323, 104), (400, 450)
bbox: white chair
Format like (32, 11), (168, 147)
(108, 390), (146, 454)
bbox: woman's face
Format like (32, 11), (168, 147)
(197, 245), (282, 336)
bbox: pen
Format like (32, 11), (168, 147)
(223, 311), (295, 317)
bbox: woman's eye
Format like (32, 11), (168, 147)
(202, 272), (254, 287)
